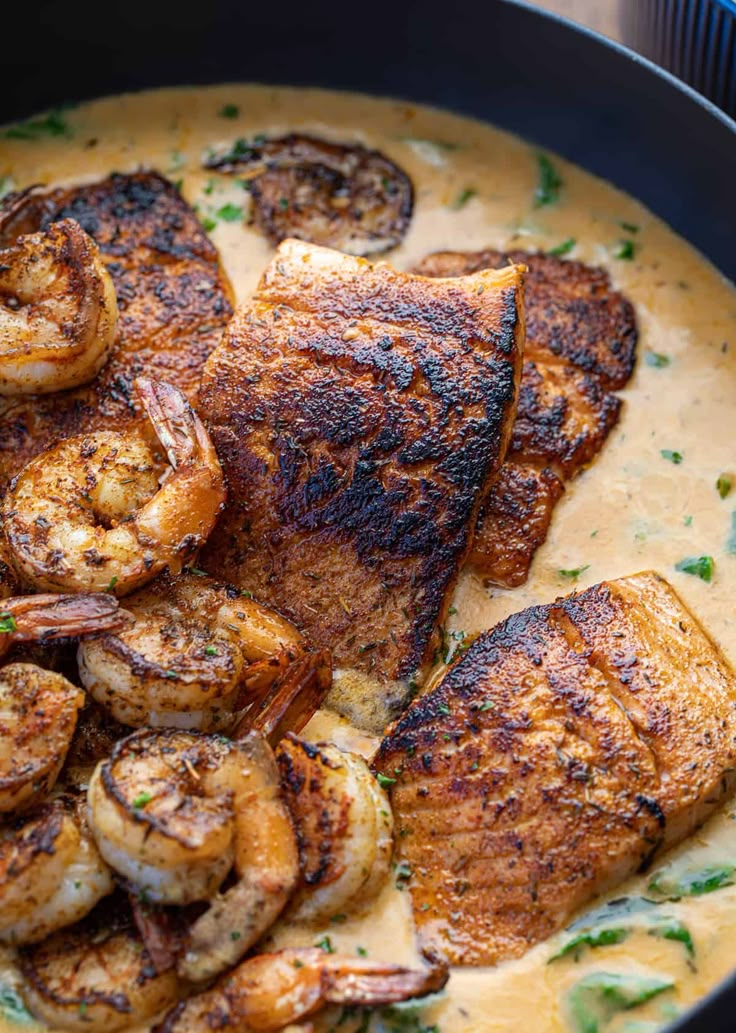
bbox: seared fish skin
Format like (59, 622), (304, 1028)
(0, 174), (233, 486)
(200, 239), (524, 686)
(414, 249), (637, 586)
(374, 571), (736, 965)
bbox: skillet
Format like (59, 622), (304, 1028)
(1, 0), (736, 1029)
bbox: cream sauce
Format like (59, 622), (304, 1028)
(2, 84), (736, 1033)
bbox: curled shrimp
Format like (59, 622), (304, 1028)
(277, 737), (394, 923)
(0, 218), (118, 395)
(0, 793), (114, 945)
(156, 947), (449, 1033)
(18, 899), (181, 1032)
(77, 569), (321, 732)
(87, 729), (299, 983)
(2, 377), (226, 595)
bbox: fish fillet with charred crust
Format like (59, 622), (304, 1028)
(0, 173), (233, 487)
(374, 571), (736, 965)
(415, 249), (637, 586)
(199, 239), (524, 700)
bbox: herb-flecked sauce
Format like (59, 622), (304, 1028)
(2, 84), (736, 1033)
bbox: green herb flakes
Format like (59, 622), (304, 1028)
(614, 239), (637, 261)
(660, 449), (683, 464)
(132, 791), (152, 809)
(201, 216), (217, 233)
(0, 613), (17, 634)
(548, 237), (576, 257)
(219, 104), (240, 119)
(620, 221), (640, 233)
(450, 187), (477, 210)
(376, 773), (396, 789)
(674, 555), (714, 582)
(717, 474), (732, 499)
(533, 153), (562, 208)
(315, 935), (335, 953)
(558, 565), (590, 581)
(216, 203), (243, 222)
(4, 107), (73, 141)
(205, 646), (218, 656)
(644, 351), (671, 368)
(105, 576), (118, 593)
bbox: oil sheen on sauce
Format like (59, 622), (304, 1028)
(2, 84), (736, 1033)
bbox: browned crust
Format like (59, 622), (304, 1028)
(0, 173), (233, 489)
(374, 571), (736, 965)
(199, 241), (524, 684)
(414, 249), (637, 586)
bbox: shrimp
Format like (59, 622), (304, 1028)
(276, 737), (394, 923)
(2, 377), (226, 595)
(87, 729), (299, 983)
(18, 899), (181, 1032)
(0, 589), (124, 659)
(77, 569), (319, 732)
(0, 218), (118, 395)
(155, 947), (449, 1033)
(0, 794), (114, 945)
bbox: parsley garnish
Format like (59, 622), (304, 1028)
(558, 565), (590, 581)
(645, 351), (671, 368)
(315, 935), (335, 953)
(205, 645), (218, 656)
(675, 555), (714, 582)
(450, 187), (477, 210)
(216, 203), (243, 222)
(201, 216), (217, 233)
(4, 107), (73, 140)
(219, 104), (240, 119)
(615, 239), (636, 260)
(105, 575), (118, 593)
(660, 449), (683, 464)
(717, 474), (732, 499)
(533, 153), (562, 208)
(376, 773), (396, 789)
(0, 613), (17, 634)
(548, 237), (576, 257)
(395, 860), (413, 889)
(230, 930), (241, 940)
(132, 791), (152, 809)
(620, 220), (640, 233)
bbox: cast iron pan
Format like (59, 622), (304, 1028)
(2, 0), (736, 1029)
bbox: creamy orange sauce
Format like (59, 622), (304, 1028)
(2, 83), (736, 1033)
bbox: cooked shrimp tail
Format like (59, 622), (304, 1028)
(234, 646), (332, 745)
(156, 947), (448, 1033)
(0, 218), (118, 395)
(0, 591), (126, 656)
(136, 376), (216, 471)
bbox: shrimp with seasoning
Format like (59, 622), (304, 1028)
(277, 737), (394, 923)
(87, 729), (299, 983)
(0, 592), (125, 813)
(155, 947), (448, 1033)
(0, 793), (114, 945)
(18, 899), (181, 1032)
(2, 377), (226, 595)
(0, 218), (118, 395)
(77, 569), (329, 734)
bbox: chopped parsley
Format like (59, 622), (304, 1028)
(620, 220), (640, 233)
(105, 575), (118, 593)
(356, 945), (368, 957)
(230, 930), (241, 941)
(212, 135), (265, 164)
(675, 555), (714, 582)
(644, 351), (671, 368)
(717, 474), (732, 499)
(614, 239), (637, 260)
(4, 107), (73, 140)
(548, 237), (576, 257)
(200, 215), (217, 233)
(315, 935), (335, 953)
(533, 153), (562, 208)
(132, 791), (152, 809)
(219, 104), (240, 119)
(660, 449), (683, 464)
(478, 699), (495, 712)
(205, 645), (218, 656)
(376, 773), (396, 789)
(215, 203), (243, 222)
(558, 565), (590, 581)
(0, 613), (17, 634)
(450, 187), (477, 210)
(395, 860), (412, 889)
